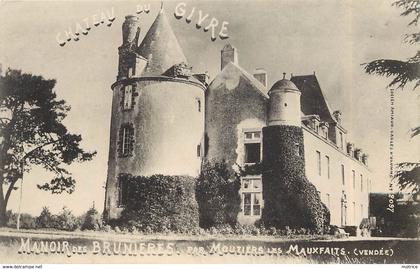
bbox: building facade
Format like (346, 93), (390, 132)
(104, 10), (371, 227)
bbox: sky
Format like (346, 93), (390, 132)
(0, 0), (418, 216)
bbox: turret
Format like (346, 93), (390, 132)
(268, 73), (301, 127)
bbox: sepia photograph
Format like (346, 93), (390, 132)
(0, 0), (419, 265)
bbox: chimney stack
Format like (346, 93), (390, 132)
(333, 110), (342, 124)
(253, 68), (267, 87)
(122, 15), (140, 46)
(221, 44), (238, 70)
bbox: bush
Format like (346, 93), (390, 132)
(259, 125), (330, 234)
(81, 206), (101, 231)
(119, 174), (199, 233)
(36, 207), (55, 229)
(55, 207), (80, 231)
(6, 211), (36, 229)
(196, 161), (241, 228)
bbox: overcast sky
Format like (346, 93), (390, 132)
(0, 0), (418, 216)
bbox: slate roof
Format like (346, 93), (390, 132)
(291, 74), (335, 122)
(137, 9), (187, 76)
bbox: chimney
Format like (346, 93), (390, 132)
(221, 44), (238, 70)
(333, 110), (342, 124)
(122, 15), (140, 46)
(362, 154), (368, 165)
(253, 68), (267, 87)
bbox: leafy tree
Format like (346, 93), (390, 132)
(0, 68), (96, 226)
(363, 0), (420, 195)
(55, 206), (80, 231)
(36, 206), (55, 229)
(363, 0), (420, 91)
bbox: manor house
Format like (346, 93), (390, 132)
(104, 9), (371, 227)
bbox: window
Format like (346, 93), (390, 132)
(353, 201), (356, 223)
(245, 144), (260, 163)
(316, 151), (321, 176)
(244, 131), (261, 164)
(360, 204), (364, 219)
(197, 99), (201, 112)
(325, 155), (330, 178)
(128, 67), (134, 78)
(118, 175), (129, 207)
(196, 144), (201, 157)
(339, 132), (344, 150)
(360, 174), (363, 192)
(123, 85), (133, 110)
(341, 164), (345, 185)
(118, 124), (134, 157)
(242, 177), (262, 216)
(352, 170), (356, 189)
(295, 143), (300, 157)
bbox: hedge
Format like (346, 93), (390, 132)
(118, 174), (199, 233)
(255, 125), (329, 233)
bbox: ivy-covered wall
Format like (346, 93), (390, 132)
(118, 174), (199, 233)
(261, 125), (330, 233)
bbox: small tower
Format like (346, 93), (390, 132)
(260, 74), (315, 228)
(267, 73), (301, 127)
(117, 16), (144, 80)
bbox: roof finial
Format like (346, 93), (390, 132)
(283, 72), (286, 79)
(160, 1), (164, 13)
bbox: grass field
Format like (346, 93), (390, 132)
(0, 228), (418, 264)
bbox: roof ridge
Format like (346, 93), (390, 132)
(227, 62), (269, 98)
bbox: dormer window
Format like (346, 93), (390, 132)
(123, 85), (133, 110)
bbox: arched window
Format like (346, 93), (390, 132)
(118, 124), (134, 157)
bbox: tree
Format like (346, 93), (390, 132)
(36, 206), (55, 229)
(0, 68), (96, 226)
(363, 0), (420, 91)
(363, 0), (420, 195)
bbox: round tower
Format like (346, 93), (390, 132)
(105, 10), (205, 220)
(268, 74), (301, 127)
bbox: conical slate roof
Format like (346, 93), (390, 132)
(137, 9), (187, 76)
